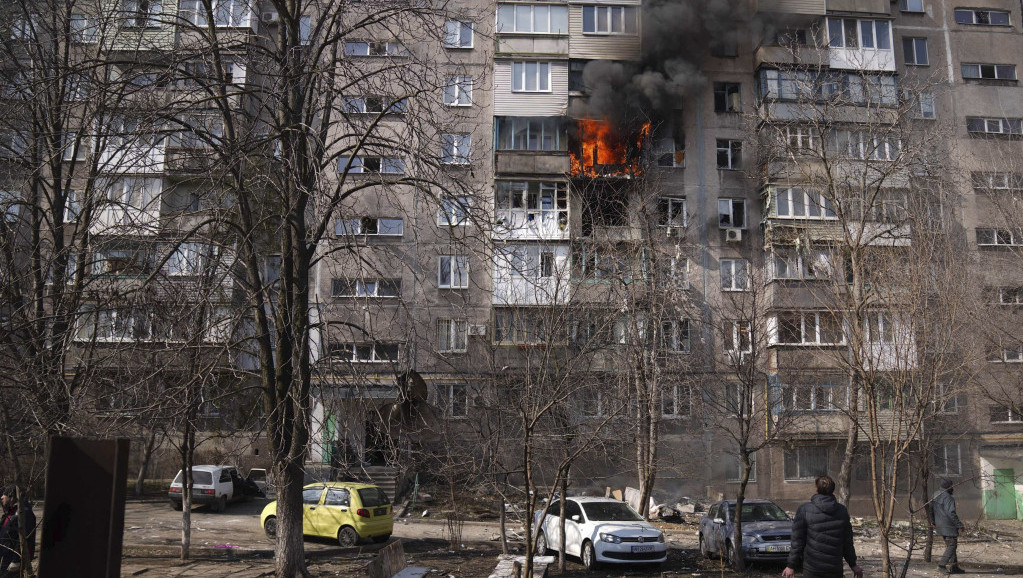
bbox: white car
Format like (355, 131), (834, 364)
(533, 496), (667, 569)
(168, 465), (245, 512)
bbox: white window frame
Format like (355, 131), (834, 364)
(726, 382), (755, 416)
(335, 217), (404, 236)
(330, 342), (399, 363)
(773, 187), (836, 219)
(342, 96), (408, 114)
(724, 320), (753, 356)
(776, 311), (846, 345)
(660, 197), (686, 228)
(977, 228), (1023, 246)
(785, 126), (818, 152)
(331, 278), (401, 298)
(866, 311), (896, 344)
(438, 196), (470, 226)
(444, 20), (473, 48)
(990, 405), (1023, 423)
(661, 383), (692, 418)
(167, 242), (214, 276)
(62, 131), (89, 161)
(717, 198), (746, 229)
(931, 442), (962, 476)
(495, 181), (569, 231)
(961, 63), (1017, 80)
(511, 61), (552, 92)
(902, 37), (929, 65)
(438, 255), (469, 289)
(344, 40), (407, 57)
(581, 5), (638, 35)
(720, 259), (750, 291)
(780, 382), (843, 412)
(441, 133), (471, 165)
(437, 318), (468, 353)
(443, 76), (472, 106)
(771, 248), (833, 281)
(714, 82), (742, 113)
(716, 139), (742, 170)
(71, 14), (99, 43)
(827, 18), (892, 50)
(339, 156), (405, 174)
(659, 319), (691, 354)
(973, 172), (1023, 192)
(933, 383), (961, 414)
(725, 452), (757, 482)
(955, 8), (1011, 26)
(906, 91), (936, 119)
(898, 0), (924, 12)
(445, 384), (469, 418)
(121, 0), (163, 28)
(496, 3), (568, 34)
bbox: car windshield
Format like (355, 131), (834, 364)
(357, 487), (389, 507)
(727, 503), (788, 522)
(581, 502), (643, 522)
(172, 470), (213, 485)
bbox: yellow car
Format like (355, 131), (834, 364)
(260, 482), (393, 546)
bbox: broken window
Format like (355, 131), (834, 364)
(580, 182), (630, 235)
(328, 342), (399, 363)
(717, 198), (745, 228)
(653, 121), (685, 167)
(714, 83), (742, 113)
(784, 445), (829, 480)
(335, 217), (404, 236)
(659, 197), (686, 228)
(495, 181), (569, 231)
(716, 140), (742, 169)
(724, 321), (752, 355)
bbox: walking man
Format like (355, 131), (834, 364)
(783, 475), (863, 578)
(0, 485), (36, 578)
(930, 479), (965, 574)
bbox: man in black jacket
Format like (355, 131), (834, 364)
(0, 485), (36, 577)
(783, 475), (863, 578)
(930, 478), (965, 574)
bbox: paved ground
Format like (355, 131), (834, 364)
(118, 499), (1023, 577)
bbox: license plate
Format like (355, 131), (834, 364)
(632, 545), (655, 553)
(374, 507), (388, 516)
(767, 544), (790, 552)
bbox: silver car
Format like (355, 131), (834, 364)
(698, 499), (792, 565)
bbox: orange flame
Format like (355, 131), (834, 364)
(571, 119), (650, 177)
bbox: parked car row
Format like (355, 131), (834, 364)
(532, 496), (794, 570)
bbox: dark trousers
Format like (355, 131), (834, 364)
(804, 571), (845, 578)
(938, 535), (959, 568)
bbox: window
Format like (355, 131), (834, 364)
(511, 61), (551, 92)
(780, 382), (843, 412)
(331, 278), (401, 298)
(864, 190), (908, 222)
(443, 76), (472, 106)
(934, 383), (961, 414)
(71, 14), (99, 43)
(776, 311), (845, 345)
(784, 445), (829, 480)
(438, 255), (469, 289)
(660, 197), (686, 228)
(299, 16), (311, 44)
(339, 156), (405, 174)
(121, 0), (163, 28)
(968, 117), (1023, 135)
(653, 122), (685, 167)
(724, 321), (752, 356)
(907, 91), (936, 119)
(581, 5), (638, 35)
(496, 3), (568, 34)
(973, 172), (1023, 192)
(445, 384), (469, 417)
(441, 133), (471, 164)
(324, 488), (350, 506)
(93, 307), (156, 341)
(580, 388), (611, 417)
(955, 9), (1011, 26)
(725, 453), (757, 482)
(495, 181), (569, 231)
(902, 37), (929, 65)
(990, 405), (1022, 423)
(773, 188), (836, 219)
(830, 129), (901, 160)
(9, 15), (37, 40)
(662, 384), (692, 417)
(179, 0), (252, 27)
(344, 41), (406, 57)
(827, 18), (891, 50)
(726, 382), (754, 415)
(103, 177), (161, 211)
(899, 0), (924, 12)
(437, 319), (468, 353)
(493, 308), (552, 344)
(714, 83), (742, 113)
(302, 487), (323, 504)
(328, 342), (400, 363)
(438, 196), (470, 226)
(772, 248), (834, 280)
(784, 126), (818, 152)
(0, 131), (27, 158)
(866, 311), (897, 343)
(720, 259), (749, 291)
(62, 131), (89, 162)
(993, 286), (1023, 304)
(575, 244), (632, 280)
(659, 319), (691, 353)
(716, 140), (742, 169)
(335, 217), (403, 236)
(495, 117), (566, 151)
(988, 341), (1023, 362)
(501, 246), (556, 278)
(167, 242), (216, 276)
(717, 198), (746, 228)
(931, 443), (962, 476)
(444, 20), (473, 48)
(64, 190), (82, 222)
(961, 63), (1017, 80)
(342, 96), (408, 114)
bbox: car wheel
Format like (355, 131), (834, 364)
(212, 495), (227, 513)
(371, 534), (391, 544)
(535, 531), (548, 557)
(581, 540), (597, 570)
(170, 500), (183, 511)
(699, 534), (712, 559)
(337, 526), (358, 547)
(264, 516), (277, 539)
(725, 541), (736, 567)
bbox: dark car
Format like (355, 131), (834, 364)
(698, 499), (792, 565)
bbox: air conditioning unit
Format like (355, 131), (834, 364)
(260, 11), (279, 23)
(666, 226), (678, 237)
(468, 324), (487, 336)
(725, 228), (743, 242)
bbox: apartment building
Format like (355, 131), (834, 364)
(1, 0), (1020, 519)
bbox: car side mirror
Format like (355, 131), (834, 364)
(713, 518), (725, 524)
(571, 515), (580, 522)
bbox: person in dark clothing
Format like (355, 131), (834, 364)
(784, 475), (863, 578)
(0, 485), (36, 576)
(930, 479), (965, 574)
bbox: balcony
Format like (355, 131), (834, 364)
(753, 0), (825, 15)
(755, 45), (826, 69)
(496, 35), (569, 56)
(495, 151), (570, 176)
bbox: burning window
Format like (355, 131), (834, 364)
(571, 119), (648, 177)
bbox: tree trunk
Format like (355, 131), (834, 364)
(180, 420), (194, 561)
(558, 474), (567, 572)
(731, 459), (752, 571)
(274, 459), (309, 578)
(836, 371), (860, 506)
(135, 429), (159, 498)
(922, 477), (933, 562)
(499, 480), (508, 555)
